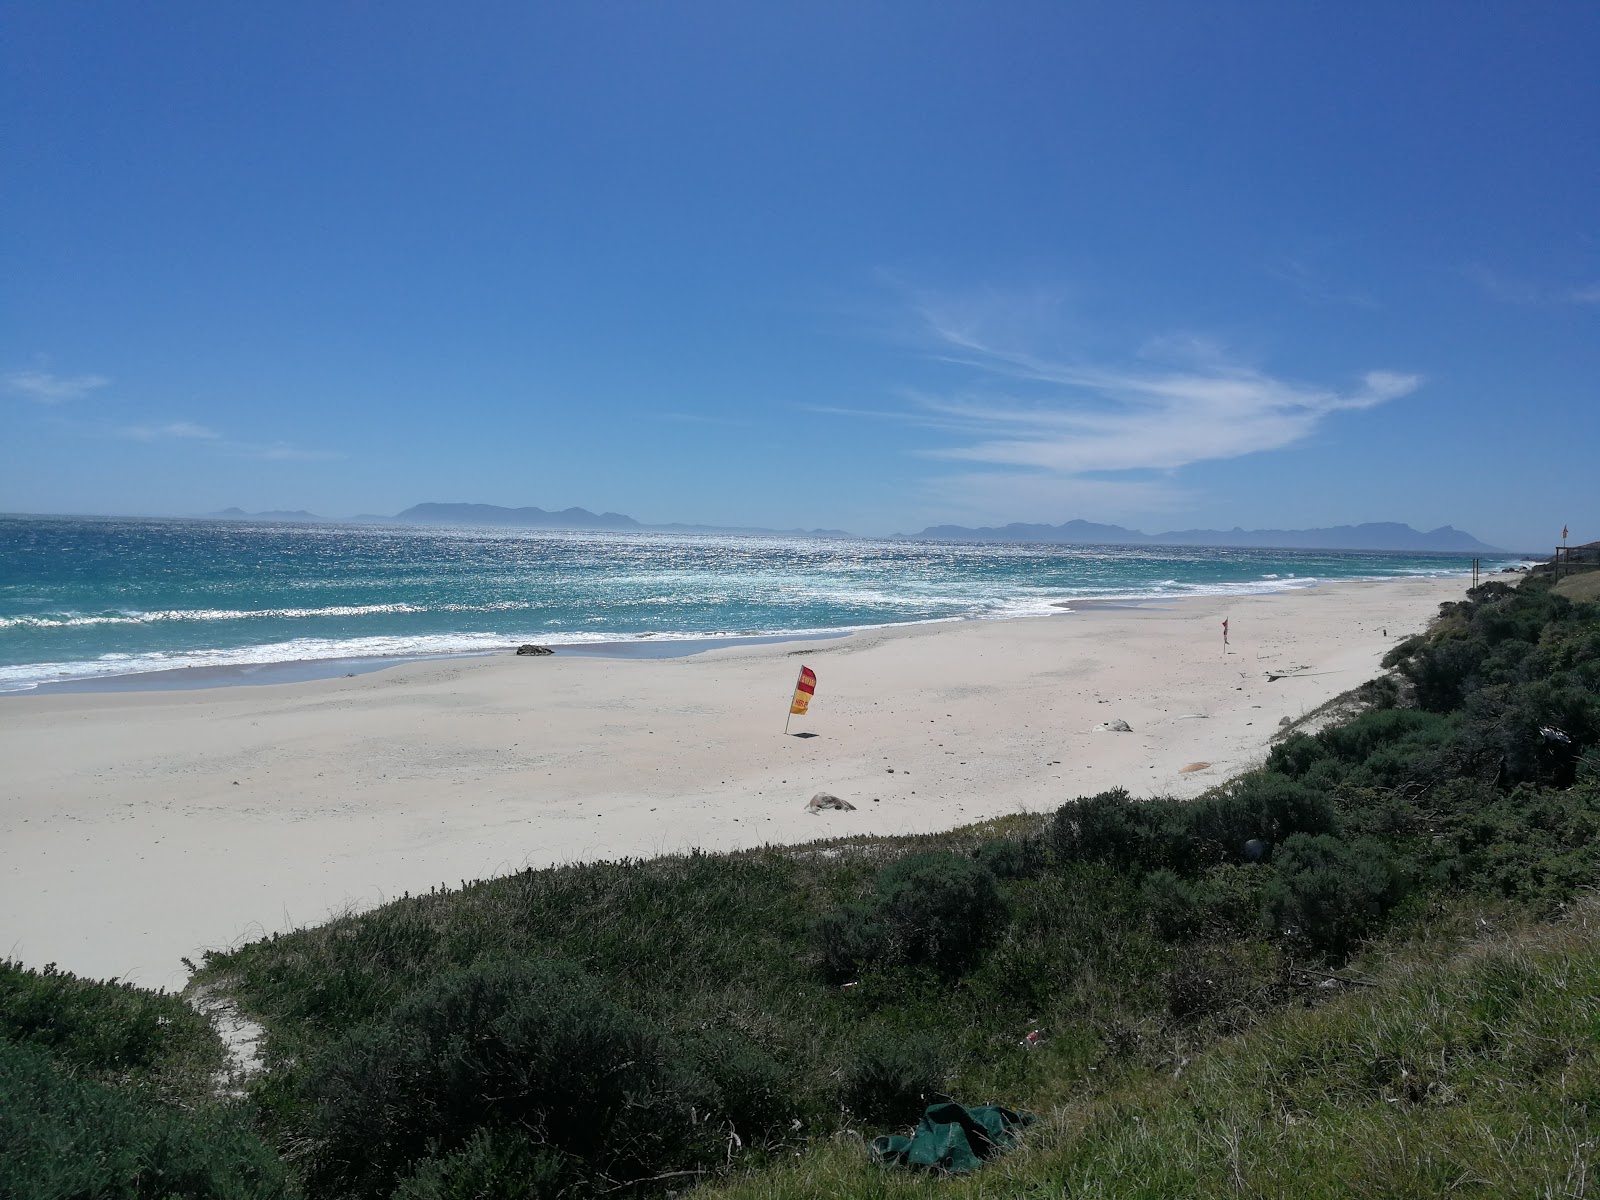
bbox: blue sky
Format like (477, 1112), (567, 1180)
(2, 3), (1595, 549)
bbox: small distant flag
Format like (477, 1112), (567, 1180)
(1222, 618), (1230, 649)
(1564, 525), (1569, 544)
(786, 665), (817, 733)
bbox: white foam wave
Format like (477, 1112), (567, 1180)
(0, 620), (946, 692)
(0, 601), (544, 629)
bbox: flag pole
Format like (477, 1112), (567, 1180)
(785, 665), (800, 734)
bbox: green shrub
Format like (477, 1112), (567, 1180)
(296, 958), (715, 1200)
(873, 852), (1006, 976)
(1401, 636), (1485, 712)
(1262, 835), (1405, 958)
(1050, 789), (1194, 872)
(0, 1040), (295, 1199)
(814, 852), (1007, 979)
(0, 958), (219, 1094)
(390, 1130), (575, 1200)
(1380, 633), (1427, 669)
(1142, 870), (1203, 941)
(1191, 774), (1336, 863)
(1266, 734), (1328, 780)
(685, 1028), (792, 1142)
(973, 835), (1043, 879)
(1315, 707), (1454, 766)
(1478, 680), (1600, 787)
(839, 1032), (949, 1126)
(814, 901), (892, 981)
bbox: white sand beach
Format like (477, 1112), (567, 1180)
(0, 575), (1474, 989)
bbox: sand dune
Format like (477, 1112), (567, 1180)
(0, 575), (1471, 989)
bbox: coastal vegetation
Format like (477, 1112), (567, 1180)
(3, 572), (1597, 1197)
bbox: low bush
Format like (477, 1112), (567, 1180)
(973, 835), (1043, 879)
(389, 1130), (574, 1200)
(1052, 778), (1335, 880)
(813, 901), (891, 981)
(295, 958), (719, 1200)
(873, 852), (1006, 975)
(0, 1039), (295, 1200)
(0, 958), (220, 1096)
(685, 1028), (792, 1143)
(1192, 774), (1336, 863)
(838, 1032), (949, 1126)
(1263, 835), (1405, 958)
(1050, 789), (1192, 872)
(815, 852), (1006, 979)
(1142, 870), (1204, 942)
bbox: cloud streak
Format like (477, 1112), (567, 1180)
(10, 364), (346, 463)
(117, 421), (222, 442)
(1269, 258), (1381, 310)
(1465, 264), (1600, 307)
(4, 370), (111, 404)
(846, 287), (1422, 521)
(112, 422), (338, 459)
(227, 440), (344, 462)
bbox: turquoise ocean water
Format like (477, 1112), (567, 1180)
(0, 515), (1493, 693)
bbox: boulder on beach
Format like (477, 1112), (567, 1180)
(515, 644), (554, 656)
(1103, 719), (1133, 733)
(806, 792), (856, 813)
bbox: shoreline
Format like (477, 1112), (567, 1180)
(11, 631), (855, 696)
(1, 574), (1474, 989)
(1, 566), (1492, 698)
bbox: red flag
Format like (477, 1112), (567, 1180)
(1564, 525), (1569, 542)
(789, 666), (817, 716)
(1222, 618), (1229, 645)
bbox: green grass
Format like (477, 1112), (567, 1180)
(699, 896), (1600, 1198)
(1555, 569), (1600, 604)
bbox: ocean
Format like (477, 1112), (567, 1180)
(0, 514), (1490, 693)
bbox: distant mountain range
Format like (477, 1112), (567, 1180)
(210, 507), (321, 522)
(900, 519), (1504, 553)
(381, 502), (852, 539)
(206, 503), (1502, 553)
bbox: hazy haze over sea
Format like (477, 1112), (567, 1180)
(0, 515), (1498, 693)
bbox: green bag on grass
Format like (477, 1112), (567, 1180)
(870, 1102), (1030, 1174)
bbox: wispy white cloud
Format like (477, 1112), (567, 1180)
(652, 410), (753, 427)
(1465, 264), (1600, 306)
(225, 440), (344, 462)
(1269, 258), (1381, 310)
(117, 421), (222, 442)
(843, 286), (1421, 521)
(101, 418), (342, 461)
(4, 369), (112, 404)
(911, 365), (1417, 474)
(11, 365), (346, 462)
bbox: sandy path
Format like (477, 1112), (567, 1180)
(0, 575), (1470, 989)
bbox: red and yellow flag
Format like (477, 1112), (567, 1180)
(790, 665), (817, 715)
